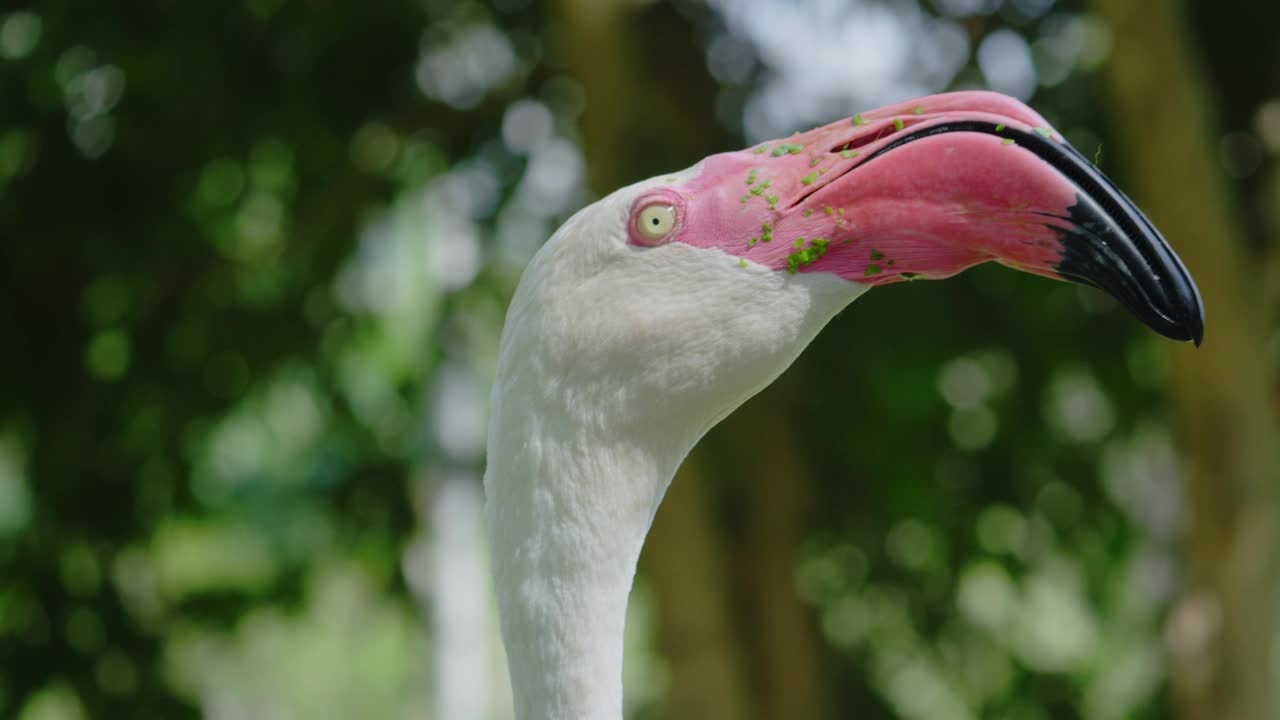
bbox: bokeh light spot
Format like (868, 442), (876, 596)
(0, 129), (28, 182)
(86, 330), (131, 380)
(978, 29), (1037, 101)
(939, 356), (993, 409)
(501, 99), (553, 155)
(977, 505), (1025, 555)
(351, 122), (401, 173)
(15, 682), (86, 720)
(0, 433), (32, 534)
(194, 158), (246, 208)
(0, 11), (42, 60)
(948, 405), (998, 450)
(1045, 368), (1115, 443)
(957, 561), (1017, 630)
(887, 519), (939, 571)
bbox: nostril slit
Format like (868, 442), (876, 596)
(829, 118), (925, 154)
(830, 134), (880, 153)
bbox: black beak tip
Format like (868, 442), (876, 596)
(1063, 251), (1208, 347)
(1128, 290), (1203, 346)
(1177, 302), (1198, 348)
(1161, 304), (1204, 346)
(965, 127), (1209, 350)
(1155, 250), (1205, 347)
(1182, 289), (1205, 347)
(1048, 190), (1205, 350)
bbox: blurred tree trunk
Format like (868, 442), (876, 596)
(645, 457), (754, 720)
(1091, 2), (1280, 719)
(555, 1), (758, 719)
(727, 388), (835, 720)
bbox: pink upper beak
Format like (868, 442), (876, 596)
(666, 91), (1203, 344)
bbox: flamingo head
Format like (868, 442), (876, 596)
(496, 91), (1203, 446)
(486, 91), (1205, 718)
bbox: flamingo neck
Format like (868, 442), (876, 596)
(481, 222), (870, 718)
(485, 402), (672, 720)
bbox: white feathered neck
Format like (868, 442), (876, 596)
(484, 170), (868, 720)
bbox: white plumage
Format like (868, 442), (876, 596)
(485, 165), (869, 718)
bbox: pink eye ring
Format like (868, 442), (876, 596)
(635, 204), (677, 242)
(624, 188), (686, 245)
(628, 190), (685, 246)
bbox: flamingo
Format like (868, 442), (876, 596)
(483, 92), (1203, 720)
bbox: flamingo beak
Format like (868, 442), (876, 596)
(684, 92), (1205, 345)
(860, 115), (1206, 346)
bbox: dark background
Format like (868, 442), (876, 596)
(1, 0), (1277, 718)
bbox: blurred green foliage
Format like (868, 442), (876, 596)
(1, 0), (1277, 718)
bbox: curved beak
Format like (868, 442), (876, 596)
(865, 120), (1205, 345)
(688, 91), (1205, 345)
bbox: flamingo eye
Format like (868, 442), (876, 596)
(635, 204), (677, 243)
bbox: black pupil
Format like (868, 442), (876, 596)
(651, 217), (660, 225)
